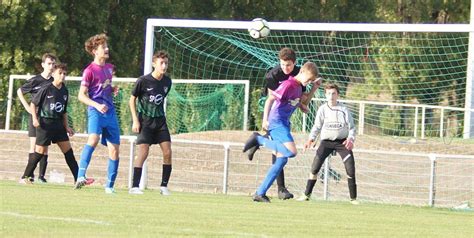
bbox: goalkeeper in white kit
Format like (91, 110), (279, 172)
(298, 83), (359, 204)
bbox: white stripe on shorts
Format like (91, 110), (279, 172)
(342, 154), (351, 163)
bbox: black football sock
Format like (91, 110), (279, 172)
(22, 152), (43, 179)
(160, 164), (172, 187)
(132, 167), (142, 188)
(26, 153), (35, 178)
(304, 179), (317, 196)
(348, 178), (357, 200)
(39, 154), (48, 178)
(64, 149), (78, 182)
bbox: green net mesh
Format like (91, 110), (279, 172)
(6, 27), (470, 140)
(153, 27), (469, 137)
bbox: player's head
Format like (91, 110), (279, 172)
(324, 83), (340, 103)
(297, 62), (319, 86)
(52, 63), (67, 83)
(41, 53), (57, 74)
(278, 47), (296, 75)
(85, 33), (109, 60)
(152, 50), (169, 75)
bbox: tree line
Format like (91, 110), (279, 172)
(1, 0), (471, 133)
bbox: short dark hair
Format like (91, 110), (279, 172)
(324, 83), (340, 94)
(278, 47), (296, 62)
(53, 63), (67, 73)
(42, 53), (57, 63)
(152, 50), (169, 62)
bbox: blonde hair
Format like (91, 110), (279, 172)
(300, 62), (319, 77)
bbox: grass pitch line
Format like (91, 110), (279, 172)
(1, 211), (112, 226)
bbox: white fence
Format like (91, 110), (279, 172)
(1, 129), (472, 208)
(302, 98), (474, 139)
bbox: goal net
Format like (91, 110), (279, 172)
(142, 19), (473, 206)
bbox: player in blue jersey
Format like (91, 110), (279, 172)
(75, 33), (119, 193)
(128, 51), (173, 195)
(243, 62), (321, 202)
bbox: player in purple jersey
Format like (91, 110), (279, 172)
(243, 62), (321, 202)
(75, 33), (120, 193)
(255, 48), (321, 200)
(17, 53), (56, 184)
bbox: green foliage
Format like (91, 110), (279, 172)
(1, 0), (472, 134)
(380, 107), (402, 135)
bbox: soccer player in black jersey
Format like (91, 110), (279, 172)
(17, 53), (56, 183)
(254, 47), (321, 199)
(19, 63), (80, 184)
(129, 51), (173, 195)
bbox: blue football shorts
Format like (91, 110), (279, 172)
(87, 107), (121, 146)
(268, 124), (294, 144)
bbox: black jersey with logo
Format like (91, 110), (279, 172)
(20, 74), (54, 98)
(264, 65), (305, 95)
(31, 83), (69, 120)
(131, 73), (172, 118)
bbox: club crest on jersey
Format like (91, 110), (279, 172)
(164, 87), (168, 93)
(63, 95), (67, 101)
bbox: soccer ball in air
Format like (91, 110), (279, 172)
(248, 18), (270, 39)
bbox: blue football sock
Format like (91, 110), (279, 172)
(78, 144), (95, 178)
(106, 158), (119, 188)
(256, 157), (288, 195)
(256, 136), (295, 158)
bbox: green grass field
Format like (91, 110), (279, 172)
(1, 181), (472, 237)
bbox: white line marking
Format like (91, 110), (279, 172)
(1, 211), (112, 226)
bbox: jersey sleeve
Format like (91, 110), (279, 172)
(31, 86), (47, 107)
(271, 81), (297, 102)
(164, 78), (172, 98)
(271, 82), (286, 101)
(308, 106), (325, 141)
(131, 77), (143, 97)
(20, 78), (35, 94)
(344, 106), (357, 141)
(81, 68), (93, 87)
(264, 67), (280, 92)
